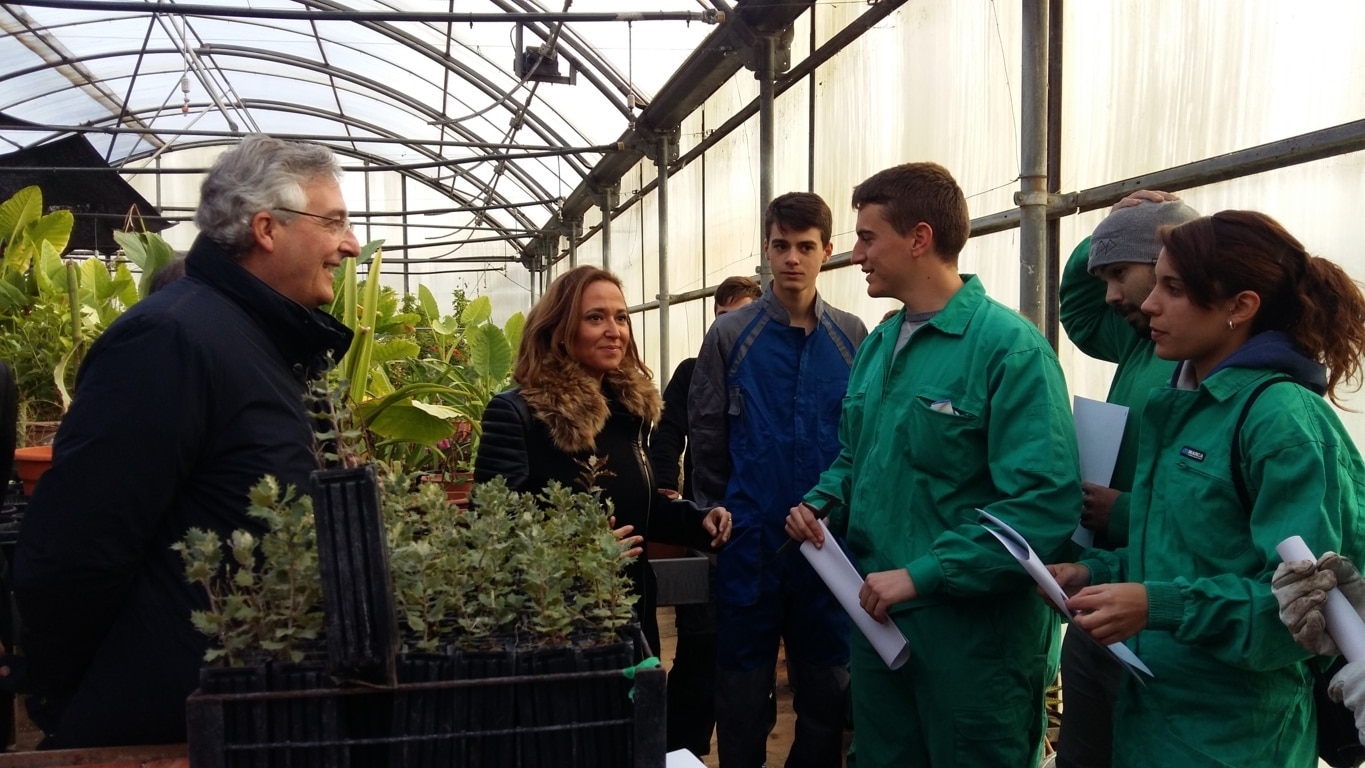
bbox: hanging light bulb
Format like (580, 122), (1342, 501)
(181, 75), (191, 115)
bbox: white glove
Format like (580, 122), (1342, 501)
(1274, 557), (1339, 655)
(1328, 659), (1365, 747)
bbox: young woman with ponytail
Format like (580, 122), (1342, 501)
(1049, 210), (1365, 767)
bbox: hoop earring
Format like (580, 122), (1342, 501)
(1227, 319), (1236, 330)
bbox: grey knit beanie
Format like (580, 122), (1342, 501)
(1087, 200), (1201, 273)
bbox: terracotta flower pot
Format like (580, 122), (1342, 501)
(14, 445), (54, 496)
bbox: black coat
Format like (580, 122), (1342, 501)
(474, 366), (714, 656)
(649, 357), (696, 500)
(12, 235), (352, 747)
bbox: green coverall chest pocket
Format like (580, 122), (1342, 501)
(1169, 458), (1250, 561)
(906, 393), (981, 479)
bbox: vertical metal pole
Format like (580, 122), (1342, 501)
(1044, 0), (1064, 349)
(701, 111), (709, 315)
(600, 185), (618, 272)
(808, 11), (817, 193)
(568, 217), (581, 269)
(1018, 0), (1049, 331)
(656, 134), (672, 391)
(400, 175), (410, 296)
(757, 36), (775, 290)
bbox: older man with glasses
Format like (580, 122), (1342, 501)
(11, 135), (357, 748)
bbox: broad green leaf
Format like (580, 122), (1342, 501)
(375, 311), (420, 336)
(0, 186), (41, 245)
(0, 278), (27, 311)
(113, 230), (177, 298)
(79, 257), (111, 300)
(504, 312), (525, 353)
(32, 242), (58, 297)
(431, 316), (461, 336)
(3, 230), (34, 276)
(358, 238), (384, 265)
(112, 262), (140, 308)
(410, 400), (464, 420)
(431, 315), (464, 336)
(460, 295), (492, 326)
(27, 208), (73, 257)
(468, 321), (514, 383)
(112, 230), (149, 268)
(417, 284), (439, 324)
(354, 382), (466, 423)
(367, 401), (458, 445)
(370, 337), (421, 363)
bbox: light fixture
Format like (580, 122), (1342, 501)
(513, 24), (576, 85)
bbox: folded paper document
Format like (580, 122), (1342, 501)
(978, 509), (1153, 679)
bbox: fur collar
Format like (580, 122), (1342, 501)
(519, 356), (662, 454)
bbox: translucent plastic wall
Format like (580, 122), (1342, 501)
(555, 0), (1365, 441)
(127, 149), (534, 326)
(110, 2), (1365, 438)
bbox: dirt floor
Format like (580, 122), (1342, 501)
(656, 609), (812, 768)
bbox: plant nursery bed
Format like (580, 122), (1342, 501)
(185, 629), (665, 768)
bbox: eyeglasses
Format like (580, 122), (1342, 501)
(274, 207), (353, 236)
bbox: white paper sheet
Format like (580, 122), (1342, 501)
(666, 749), (709, 767)
(1277, 536), (1365, 662)
(1071, 396), (1130, 548)
(799, 521), (911, 670)
(978, 509), (1153, 678)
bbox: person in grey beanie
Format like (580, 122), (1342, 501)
(1054, 191), (1199, 768)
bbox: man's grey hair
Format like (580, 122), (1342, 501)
(194, 135), (344, 253)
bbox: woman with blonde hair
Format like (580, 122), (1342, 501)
(475, 265), (731, 654)
(1051, 210), (1365, 767)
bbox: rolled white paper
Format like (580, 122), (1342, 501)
(1276, 535), (1365, 662)
(799, 521), (911, 670)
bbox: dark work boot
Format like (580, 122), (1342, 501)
(715, 666), (776, 768)
(784, 662), (850, 768)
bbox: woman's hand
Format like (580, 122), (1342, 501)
(703, 506), (733, 548)
(1041, 563), (1092, 616)
(1068, 583), (1149, 645)
(608, 516), (644, 560)
(1047, 562), (1092, 598)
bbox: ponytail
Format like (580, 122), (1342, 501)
(1294, 256), (1365, 405)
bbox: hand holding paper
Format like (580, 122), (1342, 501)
(978, 510), (1152, 678)
(1071, 397), (1129, 547)
(1276, 536), (1365, 662)
(798, 521), (910, 670)
(1068, 583), (1151, 646)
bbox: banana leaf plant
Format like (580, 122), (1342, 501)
(0, 186), (82, 427)
(113, 224), (178, 299)
(326, 248), (521, 478)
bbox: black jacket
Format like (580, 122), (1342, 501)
(474, 357), (713, 655)
(649, 357), (696, 501)
(12, 235), (352, 748)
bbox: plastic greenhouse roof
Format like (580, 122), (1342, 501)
(0, 0), (722, 255)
